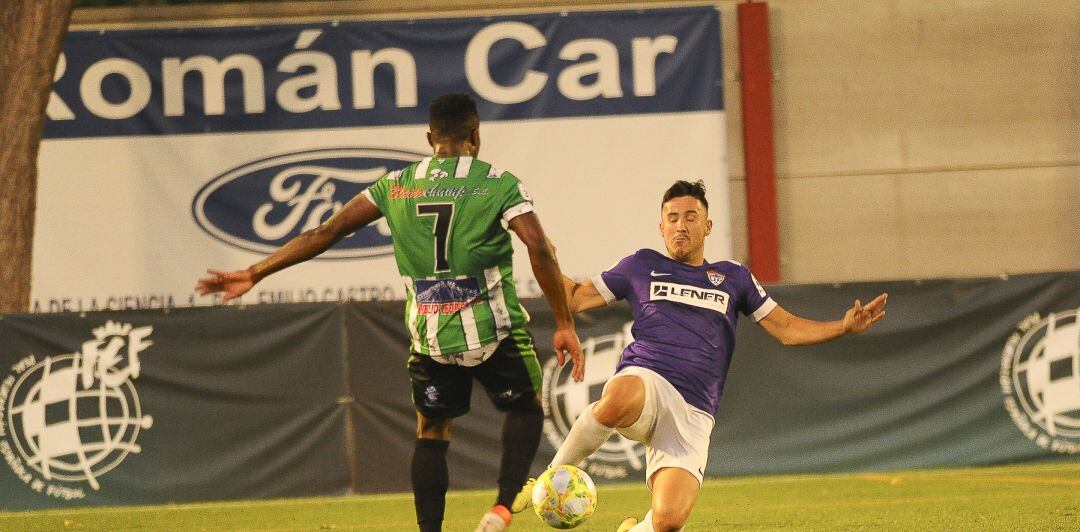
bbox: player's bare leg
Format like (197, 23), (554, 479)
(413, 412), (452, 532)
(514, 376), (647, 515)
(548, 375), (646, 467)
(625, 467), (698, 532)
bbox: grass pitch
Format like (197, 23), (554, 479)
(1, 462), (1076, 531)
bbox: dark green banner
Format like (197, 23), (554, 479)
(712, 273), (1079, 475)
(2, 272), (1076, 510)
(0, 304), (350, 509)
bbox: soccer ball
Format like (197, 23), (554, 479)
(531, 465), (598, 529)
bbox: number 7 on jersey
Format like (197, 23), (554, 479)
(416, 202), (455, 273)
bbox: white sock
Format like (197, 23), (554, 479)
(630, 510), (684, 532)
(629, 510), (654, 531)
(549, 403), (614, 467)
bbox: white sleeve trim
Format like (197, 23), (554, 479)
(590, 274), (617, 305)
(501, 201), (534, 223)
(751, 298), (778, 322)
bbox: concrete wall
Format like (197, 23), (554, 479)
(761, 0), (1079, 282)
(71, 0), (1080, 283)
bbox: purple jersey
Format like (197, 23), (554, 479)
(592, 249), (776, 415)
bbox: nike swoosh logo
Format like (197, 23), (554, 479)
(650, 271), (671, 277)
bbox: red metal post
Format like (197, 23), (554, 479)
(737, 1), (781, 282)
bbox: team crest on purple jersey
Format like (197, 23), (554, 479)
(707, 270), (725, 286)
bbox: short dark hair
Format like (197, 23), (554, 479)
(662, 180), (709, 211)
(429, 93), (479, 141)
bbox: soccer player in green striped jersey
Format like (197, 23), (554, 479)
(197, 93), (584, 532)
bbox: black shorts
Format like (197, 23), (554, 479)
(408, 331), (541, 419)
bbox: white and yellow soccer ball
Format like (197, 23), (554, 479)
(531, 465), (598, 529)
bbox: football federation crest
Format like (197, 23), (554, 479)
(999, 309), (1080, 454)
(1, 322), (155, 499)
(706, 270), (725, 286)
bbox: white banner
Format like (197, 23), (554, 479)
(33, 8), (727, 312)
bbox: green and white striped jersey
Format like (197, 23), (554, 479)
(361, 156), (534, 356)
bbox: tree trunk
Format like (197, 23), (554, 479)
(0, 1), (75, 313)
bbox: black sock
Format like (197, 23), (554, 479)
(496, 406), (543, 508)
(412, 438), (450, 532)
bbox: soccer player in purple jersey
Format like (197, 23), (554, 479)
(514, 180), (887, 531)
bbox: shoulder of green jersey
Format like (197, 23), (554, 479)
(414, 157), (432, 180)
(386, 169), (404, 180)
(487, 165), (506, 179)
(454, 156), (473, 178)
(515, 181), (534, 203)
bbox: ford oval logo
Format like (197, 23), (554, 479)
(192, 147), (425, 259)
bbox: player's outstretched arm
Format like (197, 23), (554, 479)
(509, 212), (585, 381)
(758, 293), (887, 346)
(561, 276), (609, 313)
(195, 194), (383, 303)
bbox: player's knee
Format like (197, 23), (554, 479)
(591, 396), (632, 428)
(506, 395), (542, 414)
(417, 416), (453, 440)
(593, 376), (645, 428)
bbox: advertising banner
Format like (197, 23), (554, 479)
(34, 7), (728, 313)
(3, 272), (1075, 510)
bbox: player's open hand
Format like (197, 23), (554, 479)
(195, 268), (255, 303)
(552, 328), (585, 382)
(842, 292), (887, 334)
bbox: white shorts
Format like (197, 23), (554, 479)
(604, 366), (714, 488)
